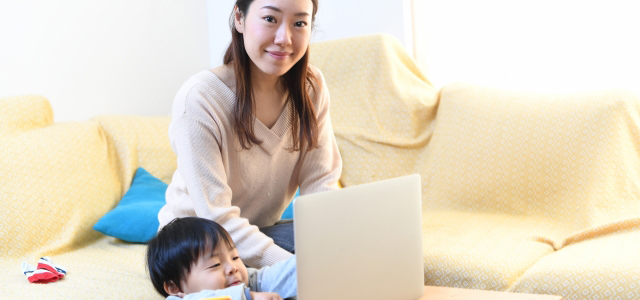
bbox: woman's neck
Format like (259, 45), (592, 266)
(248, 62), (289, 128)
(249, 62), (285, 97)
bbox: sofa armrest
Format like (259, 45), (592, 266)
(0, 95), (53, 135)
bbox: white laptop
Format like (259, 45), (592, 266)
(294, 174), (424, 300)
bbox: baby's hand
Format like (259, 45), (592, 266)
(249, 291), (283, 300)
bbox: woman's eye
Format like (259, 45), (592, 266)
(295, 21), (307, 27)
(264, 16), (276, 23)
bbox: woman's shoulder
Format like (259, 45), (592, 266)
(183, 67), (235, 97)
(171, 68), (235, 122)
(211, 64), (236, 91)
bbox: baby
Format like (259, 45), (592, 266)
(147, 217), (297, 300)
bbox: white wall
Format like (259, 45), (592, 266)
(413, 0), (640, 93)
(207, 0), (412, 67)
(8, 1), (635, 123)
(0, 1), (210, 122)
(0, 0), (409, 122)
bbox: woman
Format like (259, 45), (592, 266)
(158, 0), (342, 269)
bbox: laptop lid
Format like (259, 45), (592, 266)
(294, 174), (424, 300)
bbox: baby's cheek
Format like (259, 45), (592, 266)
(241, 267), (250, 285)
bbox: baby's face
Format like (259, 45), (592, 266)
(181, 243), (249, 294)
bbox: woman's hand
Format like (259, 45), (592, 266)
(250, 291), (283, 300)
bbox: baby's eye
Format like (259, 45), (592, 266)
(232, 256), (240, 261)
(208, 263), (221, 269)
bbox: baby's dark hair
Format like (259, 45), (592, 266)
(146, 217), (235, 297)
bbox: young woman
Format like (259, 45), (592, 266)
(158, 0), (342, 269)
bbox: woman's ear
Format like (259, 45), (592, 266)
(234, 6), (245, 34)
(164, 281), (185, 298)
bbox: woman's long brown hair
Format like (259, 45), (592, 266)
(223, 0), (319, 151)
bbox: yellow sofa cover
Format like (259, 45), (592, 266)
(1, 34), (639, 299)
(310, 34), (640, 298)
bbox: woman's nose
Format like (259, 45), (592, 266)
(274, 24), (291, 46)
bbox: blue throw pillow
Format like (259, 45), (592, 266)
(93, 167), (166, 243)
(280, 189), (299, 220)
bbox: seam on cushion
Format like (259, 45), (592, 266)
(529, 235), (561, 251)
(560, 218), (640, 249)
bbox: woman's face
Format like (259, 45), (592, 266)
(235, 0), (313, 78)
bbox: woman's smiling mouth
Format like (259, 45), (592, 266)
(266, 51), (291, 60)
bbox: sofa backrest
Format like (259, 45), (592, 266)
(427, 83), (640, 229)
(92, 116), (175, 194)
(310, 34), (439, 187)
(311, 34), (640, 230)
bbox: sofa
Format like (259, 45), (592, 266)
(2, 34), (639, 299)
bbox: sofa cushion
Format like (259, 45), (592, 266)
(510, 224), (640, 299)
(0, 96), (121, 260)
(93, 167), (167, 243)
(0, 238), (160, 299)
(422, 211), (564, 291)
(425, 83), (640, 230)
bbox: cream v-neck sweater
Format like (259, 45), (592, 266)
(158, 67), (342, 268)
